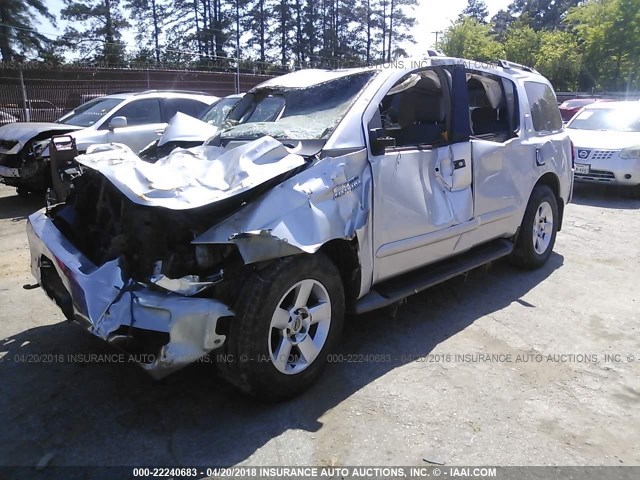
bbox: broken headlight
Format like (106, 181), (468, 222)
(150, 272), (222, 296)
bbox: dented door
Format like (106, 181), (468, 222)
(368, 65), (475, 282)
(370, 143), (474, 282)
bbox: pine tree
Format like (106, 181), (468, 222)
(461, 0), (489, 23)
(61, 0), (130, 65)
(0, 0), (55, 61)
(126, 0), (173, 63)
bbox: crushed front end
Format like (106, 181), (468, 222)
(26, 136), (310, 378)
(26, 175), (243, 377)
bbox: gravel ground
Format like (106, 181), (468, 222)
(0, 182), (638, 471)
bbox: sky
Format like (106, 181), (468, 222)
(38, 0), (513, 60)
(408, 0), (512, 55)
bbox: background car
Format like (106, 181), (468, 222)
(566, 101), (640, 189)
(0, 90), (218, 196)
(558, 98), (614, 122)
(0, 100), (65, 122)
(0, 110), (18, 126)
(139, 94), (243, 162)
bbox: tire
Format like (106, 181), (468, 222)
(509, 184), (558, 269)
(220, 253), (345, 401)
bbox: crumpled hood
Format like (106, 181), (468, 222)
(567, 129), (640, 150)
(158, 112), (219, 147)
(75, 136), (306, 210)
(0, 122), (83, 147)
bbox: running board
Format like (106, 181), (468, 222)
(353, 239), (514, 314)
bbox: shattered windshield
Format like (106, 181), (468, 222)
(57, 97), (123, 127)
(220, 71), (376, 140)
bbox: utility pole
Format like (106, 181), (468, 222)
(431, 30), (443, 49)
(235, 0), (240, 94)
(18, 61), (30, 122)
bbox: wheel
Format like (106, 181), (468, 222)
(220, 253), (345, 401)
(509, 184), (558, 269)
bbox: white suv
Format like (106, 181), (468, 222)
(27, 58), (573, 400)
(0, 90), (217, 195)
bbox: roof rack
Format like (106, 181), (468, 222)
(133, 89), (210, 96)
(497, 60), (539, 74)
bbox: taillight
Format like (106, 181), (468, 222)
(570, 141), (576, 169)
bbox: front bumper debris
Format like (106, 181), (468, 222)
(27, 210), (233, 378)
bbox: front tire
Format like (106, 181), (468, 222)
(509, 184), (558, 269)
(220, 254), (345, 401)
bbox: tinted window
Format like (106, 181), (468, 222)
(163, 98), (208, 121)
(524, 82), (562, 132)
(112, 99), (162, 126)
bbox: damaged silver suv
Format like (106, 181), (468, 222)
(27, 58), (573, 400)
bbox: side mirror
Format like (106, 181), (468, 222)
(109, 116), (127, 130)
(369, 128), (395, 155)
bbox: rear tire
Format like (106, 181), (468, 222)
(220, 254), (344, 401)
(509, 185), (558, 269)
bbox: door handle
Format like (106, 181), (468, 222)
(536, 147), (545, 166)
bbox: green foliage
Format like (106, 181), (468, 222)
(534, 30), (582, 90)
(440, 18), (505, 62)
(507, 0), (581, 31)
(504, 23), (539, 67)
(567, 0), (640, 90)
(461, 0), (489, 23)
(60, 0), (130, 65)
(440, 0), (639, 91)
(0, 0), (55, 61)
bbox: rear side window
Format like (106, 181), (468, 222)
(466, 71), (519, 142)
(162, 98), (208, 121)
(524, 82), (562, 132)
(112, 99), (162, 126)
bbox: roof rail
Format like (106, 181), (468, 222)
(134, 89), (210, 96)
(497, 59), (539, 74)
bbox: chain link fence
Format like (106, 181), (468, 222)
(0, 64), (272, 124)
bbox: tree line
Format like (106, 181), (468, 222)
(440, 0), (640, 91)
(0, 0), (417, 72)
(2, 0), (638, 91)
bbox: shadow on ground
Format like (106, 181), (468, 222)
(571, 183), (640, 209)
(0, 254), (564, 475)
(0, 191), (44, 221)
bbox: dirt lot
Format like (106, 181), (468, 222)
(0, 182), (638, 470)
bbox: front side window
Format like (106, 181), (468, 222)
(374, 69), (449, 148)
(110, 99), (162, 126)
(57, 97), (123, 127)
(524, 82), (562, 133)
